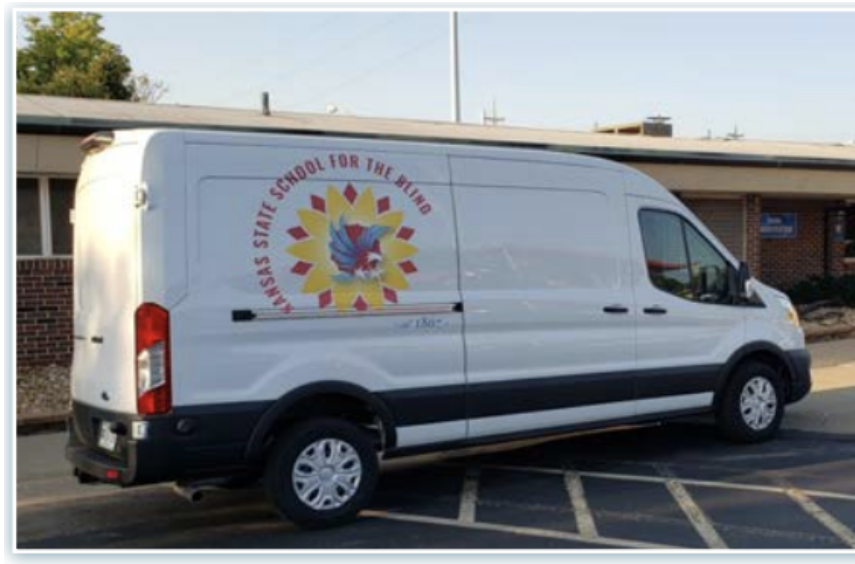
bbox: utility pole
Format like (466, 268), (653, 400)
(482, 98), (505, 126)
(450, 11), (461, 123)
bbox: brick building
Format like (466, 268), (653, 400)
(15, 95), (855, 368)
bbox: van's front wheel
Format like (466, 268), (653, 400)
(264, 418), (379, 529)
(716, 361), (785, 443)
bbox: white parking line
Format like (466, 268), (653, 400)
(786, 489), (855, 549)
(563, 467), (599, 538)
(458, 466), (480, 523)
(472, 463), (855, 503)
(655, 465), (728, 549)
(362, 509), (678, 549)
(17, 484), (167, 509)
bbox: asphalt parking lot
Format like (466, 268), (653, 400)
(16, 422), (855, 550)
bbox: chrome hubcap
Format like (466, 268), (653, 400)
(740, 376), (778, 431)
(292, 438), (362, 511)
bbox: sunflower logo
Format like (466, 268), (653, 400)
(286, 184), (418, 311)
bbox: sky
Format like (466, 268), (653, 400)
(15, 10), (855, 143)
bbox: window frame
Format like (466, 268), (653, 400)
(16, 174), (75, 260)
(638, 208), (694, 300)
(638, 207), (742, 307)
(843, 203), (855, 263)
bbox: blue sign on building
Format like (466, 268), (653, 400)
(760, 213), (798, 239)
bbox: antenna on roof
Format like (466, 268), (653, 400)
(261, 92), (271, 116)
(726, 125), (744, 141)
(482, 98), (505, 126)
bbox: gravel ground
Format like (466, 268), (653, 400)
(17, 365), (70, 418)
(803, 307), (855, 342)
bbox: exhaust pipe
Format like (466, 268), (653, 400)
(172, 481), (217, 503)
(172, 477), (238, 503)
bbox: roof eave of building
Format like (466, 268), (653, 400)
(16, 115), (855, 172)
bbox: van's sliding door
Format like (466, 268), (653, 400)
(451, 157), (637, 439)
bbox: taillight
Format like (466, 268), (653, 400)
(135, 303), (171, 415)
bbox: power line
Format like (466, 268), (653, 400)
(289, 29), (446, 111)
(222, 13), (400, 106)
(270, 13), (407, 98)
(218, 13), (346, 104)
(291, 13), (490, 117)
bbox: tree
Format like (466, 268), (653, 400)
(17, 12), (138, 100)
(129, 73), (168, 104)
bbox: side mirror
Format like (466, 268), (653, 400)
(735, 261), (752, 300)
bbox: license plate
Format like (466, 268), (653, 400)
(97, 421), (118, 451)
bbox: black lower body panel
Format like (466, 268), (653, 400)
(66, 400), (270, 486)
(785, 348), (812, 404)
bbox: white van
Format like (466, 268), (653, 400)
(67, 129), (810, 528)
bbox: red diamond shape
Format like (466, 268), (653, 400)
(287, 226), (309, 240)
(291, 261), (312, 275)
(397, 226), (415, 241)
(318, 289), (332, 309)
(377, 197), (390, 215)
(353, 295), (368, 311)
(343, 184), (358, 204)
(291, 261), (312, 276)
(310, 195), (326, 213)
(383, 287), (398, 304)
(399, 261), (417, 274)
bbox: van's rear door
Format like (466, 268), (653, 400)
(71, 140), (142, 415)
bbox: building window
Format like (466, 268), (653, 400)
(16, 176), (76, 257)
(49, 178), (76, 255)
(845, 205), (855, 261)
(17, 178), (42, 255)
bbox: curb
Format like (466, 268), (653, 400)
(806, 326), (855, 343)
(17, 413), (68, 436)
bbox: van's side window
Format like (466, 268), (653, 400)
(684, 222), (731, 303)
(639, 210), (732, 304)
(639, 211), (693, 300)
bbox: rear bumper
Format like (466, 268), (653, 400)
(785, 348), (812, 404)
(65, 404), (184, 486)
(65, 401), (267, 487)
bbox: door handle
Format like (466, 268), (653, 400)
(643, 306), (668, 315)
(603, 305), (630, 314)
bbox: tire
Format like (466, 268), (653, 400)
(263, 417), (379, 529)
(716, 361), (785, 443)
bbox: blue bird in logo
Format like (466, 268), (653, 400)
(329, 216), (390, 282)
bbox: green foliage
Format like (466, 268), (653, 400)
(787, 274), (855, 307)
(17, 12), (135, 100)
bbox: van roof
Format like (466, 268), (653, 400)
(120, 127), (627, 174)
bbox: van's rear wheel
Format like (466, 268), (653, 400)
(264, 418), (378, 529)
(716, 361), (785, 443)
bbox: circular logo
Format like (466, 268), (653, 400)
(286, 183), (418, 311)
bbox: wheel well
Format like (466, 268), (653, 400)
(717, 350), (794, 407)
(260, 392), (389, 457)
